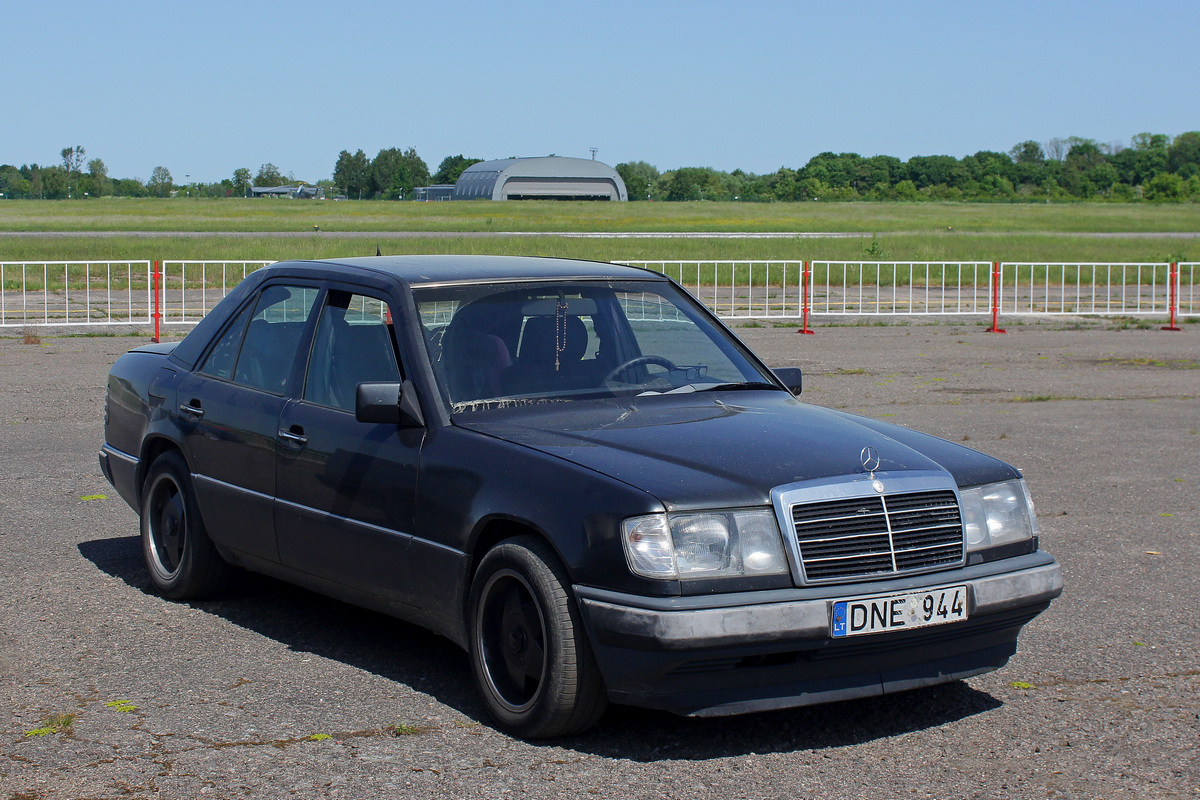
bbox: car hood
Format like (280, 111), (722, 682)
(455, 391), (1018, 510)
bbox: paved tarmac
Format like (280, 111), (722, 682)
(1, 320), (1197, 799)
(2, 230), (1198, 238)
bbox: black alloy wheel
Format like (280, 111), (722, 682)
(469, 536), (607, 738)
(140, 451), (231, 600)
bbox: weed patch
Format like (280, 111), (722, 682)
(25, 712), (77, 736)
(104, 699), (138, 713)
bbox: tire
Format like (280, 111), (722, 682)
(468, 536), (608, 738)
(140, 450), (232, 600)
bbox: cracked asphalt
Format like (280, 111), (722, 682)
(1, 320), (1197, 799)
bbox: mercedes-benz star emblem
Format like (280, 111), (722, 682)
(860, 446), (881, 474)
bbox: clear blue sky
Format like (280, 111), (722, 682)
(6, 0), (1199, 184)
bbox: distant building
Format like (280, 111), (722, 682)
(414, 185), (456, 201)
(452, 156), (627, 201)
(250, 185), (326, 199)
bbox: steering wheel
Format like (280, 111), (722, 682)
(603, 355), (677, 384)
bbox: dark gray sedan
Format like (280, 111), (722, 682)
(100, 255), (1062, 737)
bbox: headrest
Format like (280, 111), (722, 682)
(519, 315), (587, 364)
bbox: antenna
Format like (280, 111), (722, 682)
(589, 148), (598, 160)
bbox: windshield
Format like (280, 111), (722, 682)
(412, 279), (774, 412)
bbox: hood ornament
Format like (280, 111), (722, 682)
(860, 446), (881, 475)
(861, 446), (885, 492)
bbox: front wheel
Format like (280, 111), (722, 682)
(140, 451), (231, 600)
(469, 536), (607, 738)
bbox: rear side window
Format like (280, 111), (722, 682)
(234, 285), (319, 393)
(199, 284), (318, 394)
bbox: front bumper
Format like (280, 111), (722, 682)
(575, 551), (1062, 716)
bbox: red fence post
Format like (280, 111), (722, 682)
(1162, 262), (1181, 331)
(797, 260), (815, 334)
(151, 260), (161, 343)
(988, 261), (1006, 334)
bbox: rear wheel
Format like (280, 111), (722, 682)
(469, 536), (607, 738)
(140, 451), (231, 600)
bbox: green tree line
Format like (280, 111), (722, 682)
(4, 133), (1199, 202)
(617, 133), (1200, 203)
(0, 147), (463, 201)
(0, 152), (263, 200)
(328, 148), (472, 200)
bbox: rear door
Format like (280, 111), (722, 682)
(178, 282), (319, 563)
(274, 287), (424, 607)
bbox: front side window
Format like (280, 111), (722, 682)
(304, 291), (401, 412)
(413, 280), (770, 410)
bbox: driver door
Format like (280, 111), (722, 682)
(274, 288), (423, 609)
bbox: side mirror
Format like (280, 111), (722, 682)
(772, 367), (803, 396)
(355, 380), (425, 427)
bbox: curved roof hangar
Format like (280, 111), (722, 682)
(454, 156), (627, 201)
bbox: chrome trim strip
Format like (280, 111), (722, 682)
(193, 473), (468, 557)
(193, 473), (274, 503)
(410, 535), (467, 556)
(411, 275), (661, 290)
(880, 494), (899, 572)
(275, 496), (411, 541)
(101, 443), (140, 465)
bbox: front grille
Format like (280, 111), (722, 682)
(791, 490), (963, 583)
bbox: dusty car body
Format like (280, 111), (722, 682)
(100, 255), (1062, 737)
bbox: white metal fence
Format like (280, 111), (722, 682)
(616, 261), (805, 318)
(999, 262), (1176, 316)
(1, 259), (1196, 330)
(624, 260), (1197, 323)
(0, 261), (271, 329)
(158, 261), (273, 325)
(1181, 262), (1198, 316)
(808, 261), (993, 316)
(0, 261), (153, 327)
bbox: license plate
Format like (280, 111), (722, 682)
(831, 585), (967, 638)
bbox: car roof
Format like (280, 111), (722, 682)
(171, 255), (668, 371)
(277, 255), (664, 286)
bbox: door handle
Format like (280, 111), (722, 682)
(278, 428), (308, 447)
(179, 401), (204, 419)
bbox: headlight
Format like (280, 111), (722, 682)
(621, 510), (789, 580)
(960, 479), (1039, 552)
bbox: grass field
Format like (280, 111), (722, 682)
(3, 198), (1200, 233)
(2, 232), (1196, 265)
(1, 199), (1198, 264)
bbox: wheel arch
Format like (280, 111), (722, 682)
(137, 435), (187, 505)
(464, 516), (569, 625)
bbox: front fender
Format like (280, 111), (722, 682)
(408, 424), (673, 647)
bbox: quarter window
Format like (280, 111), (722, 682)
(198, 302), (253, 380)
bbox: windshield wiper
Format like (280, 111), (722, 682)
(638, 381), (777, 395)
(690, 381), (781, 393)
